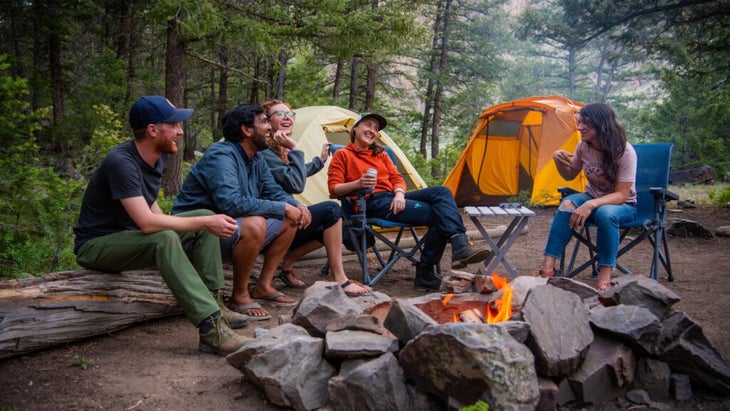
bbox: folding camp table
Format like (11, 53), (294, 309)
(464, 205), (535, 278)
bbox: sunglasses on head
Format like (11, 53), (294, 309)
(269, 110), (296, 119)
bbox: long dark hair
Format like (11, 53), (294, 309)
(579, 103), (627, 184)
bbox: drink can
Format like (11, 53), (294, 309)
(366, 168), (378, 177)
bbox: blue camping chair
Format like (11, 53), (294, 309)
(326, 144), (427, 286)
(558, 143), (679, 281)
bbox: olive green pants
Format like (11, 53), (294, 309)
(75, 210), (222, 326)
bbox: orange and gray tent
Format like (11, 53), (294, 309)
(443, 96), (587, 206)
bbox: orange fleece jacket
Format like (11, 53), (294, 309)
(327, 142), (407, 196)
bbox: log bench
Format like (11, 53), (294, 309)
(0, 269), (183, 359)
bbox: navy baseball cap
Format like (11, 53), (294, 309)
(353, 113), (387, 131)
(129, 95), (193, 130)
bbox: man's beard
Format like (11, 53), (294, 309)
(252, 132), (270, 151)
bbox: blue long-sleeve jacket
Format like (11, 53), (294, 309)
(172, 140), (298, 219)
(259, 147), (324, 194)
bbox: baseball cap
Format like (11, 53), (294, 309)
(129, 95), (193, 130)
(353, 113), (387, 131)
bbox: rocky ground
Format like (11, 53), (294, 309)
(1, 206), (729, 410)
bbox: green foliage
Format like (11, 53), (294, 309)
(507, 190), (536, 207)
(71, 354), (95, 370)
(460, 400), (490, 411)
(709, 185), (730, 206)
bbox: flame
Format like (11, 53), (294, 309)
(442, 293), (453, 306)
(452, 311), (458, 323)
(486, 273), (513, 323)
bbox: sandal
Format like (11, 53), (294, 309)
(340, 280), (373, 297)
(228, 302), (272, 321)
(251, 290), (297, 307)
(278, 268), (306, 289)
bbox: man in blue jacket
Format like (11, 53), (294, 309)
(173, 104), (307, 320)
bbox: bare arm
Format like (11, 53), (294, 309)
(121, 196), (237, 238)
(553, 150), (581, 181)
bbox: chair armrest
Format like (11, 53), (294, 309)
(558, 187), (580, 198)
(650, 187), (679, 201)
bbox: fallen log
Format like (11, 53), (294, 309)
(0, 269), (182, 359)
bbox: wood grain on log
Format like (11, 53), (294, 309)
(0, 269), (182, 359)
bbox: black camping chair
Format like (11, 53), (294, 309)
(559, 143), (679, 281)
(325, 144), (427, 286)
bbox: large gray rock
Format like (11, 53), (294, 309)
(506, 275), (548, 311)
(657, 310), (730, 394)
(567, 333), (636, 404)
(632, 357), (671, 400)
(324, 329), (398, 361)
(226, 323), (336, 410)
(400, 322), (539, 410)
(598, 275), (680, 319)
(590, 304), (662, 355)
(383, 295), (439, 346)
(292, 281), (364, 337)
(327, 353), (408, 411)
(521, 285), (594, 376)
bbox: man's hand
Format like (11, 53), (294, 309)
(296, 204), (312, 229)
(206, 214), (238, 238)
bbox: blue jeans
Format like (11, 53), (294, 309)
(544, 192), (637, 267)
(367, 186), (465, 265)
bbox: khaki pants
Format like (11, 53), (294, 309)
(76, 210), (223, 326)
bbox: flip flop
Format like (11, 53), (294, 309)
(340, 280), (373, 297)
(228, 302), (272, 321)
(277, 269), (306, 289)
(251, 290), (297, 307)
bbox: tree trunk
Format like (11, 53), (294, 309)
(162, 18), (187, 197)
(430, 0), (452, 179)
(216, 45), (229, 139)
(275, 49), (287, 100)
(420, 1), (445, 159)
(0, 269), (183, 360)
(332, 60), (344, 100)
(365, 63), (377, 111)
(349, 56), (359, 111)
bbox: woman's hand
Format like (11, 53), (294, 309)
(553, 150), (573, 168)
(273, 130), (298, 150)
(569, 200), (596, 229)
(319, 143), (330, 163)
(360, 172), (377, 190)
(390, 191), (406, 215)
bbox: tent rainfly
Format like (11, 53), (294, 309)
(443, 96), (588, 206)
(289, 106), (427, 206)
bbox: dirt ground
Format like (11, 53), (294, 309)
(1, 206), (730, 410)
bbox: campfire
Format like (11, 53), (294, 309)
(225, 275), (730, 410)
(420, 273), (514, 324)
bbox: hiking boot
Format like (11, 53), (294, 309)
(198, 313), (252, 356)
(450, 233), (490, 268)
(212, 291), (249, 329)
(414, 263), (442, 291)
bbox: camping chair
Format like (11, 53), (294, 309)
(326, 144), (427, 286)
(558, 143), (679, 281)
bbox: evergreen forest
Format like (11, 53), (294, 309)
(0, 0), (728, 278)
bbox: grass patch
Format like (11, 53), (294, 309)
(669, 183), (730, 206)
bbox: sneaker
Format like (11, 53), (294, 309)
(213, 291), (249, 329)
(198, 314), (251, 356)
